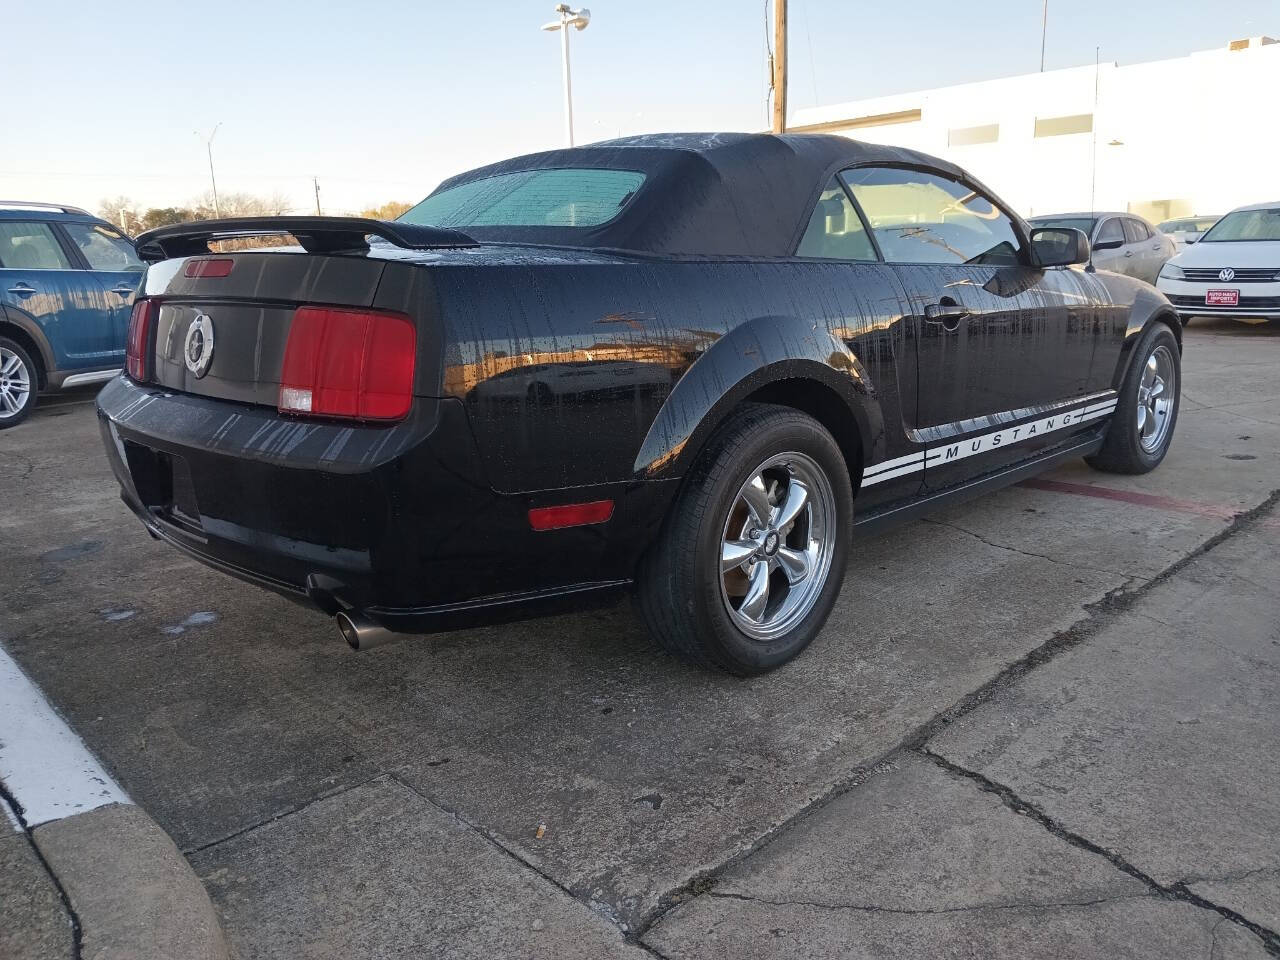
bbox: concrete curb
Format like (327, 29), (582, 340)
(33, 803), (230, 960)
(1, 648), (229, 960)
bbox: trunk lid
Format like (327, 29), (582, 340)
(145, 252), (389, 406)
(131, 216), (475, 407)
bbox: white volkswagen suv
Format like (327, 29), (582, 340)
(1157, 202), (1280, 326)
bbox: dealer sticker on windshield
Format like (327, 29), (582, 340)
(1206, 289), (1240, 306)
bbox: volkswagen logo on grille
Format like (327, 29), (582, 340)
(1218, 268), (1236, 282)
(184, 313), (215, 378)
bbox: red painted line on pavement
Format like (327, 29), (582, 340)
(1019, 478), (1240, 520)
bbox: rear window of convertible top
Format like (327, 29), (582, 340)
(399, 168), (646, 229)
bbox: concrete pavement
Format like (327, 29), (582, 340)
(1, 317), (1277, 958)
(646, 497), (1280, 958)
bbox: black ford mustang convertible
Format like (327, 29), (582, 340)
(98, 133), (1182, 674)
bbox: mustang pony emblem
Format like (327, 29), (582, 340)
(184, 313), (215, 378)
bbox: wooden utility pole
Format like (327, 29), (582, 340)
(771, 0), (788, 133)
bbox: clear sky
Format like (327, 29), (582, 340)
(3, 0), (1276, 216)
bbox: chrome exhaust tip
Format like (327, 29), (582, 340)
(336, 610), (398, 651)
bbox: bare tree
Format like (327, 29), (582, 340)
(358, 200), (413, 221)
(98, 196), (142, 234)
(192, 190), (294, 219)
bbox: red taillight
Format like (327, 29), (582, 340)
(528, 500), (615, 531)
(278, 306), (416, 421)
(125, 298), (156, 382)
(184, 258), (234, 278)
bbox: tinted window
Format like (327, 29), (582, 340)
(1201, 208), (1280, 242)
(1158, 218), (1219, 233)
(841, 166), (1022, 265)
(1095, 218), (1124, 245)
(796, 178), (877, 261)
(1030, 217), (1096, 234)
(62, 221), (142, 271)
(1122, 218), (1148, 243)
(0, 222), (72, 270)
(401, 168), (645, 228)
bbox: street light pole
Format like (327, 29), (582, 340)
(196, 123), (223, 217)
(1040, 0), (1048, 72)
(542, 5), (591, 147)
(560, 15), (574, 146)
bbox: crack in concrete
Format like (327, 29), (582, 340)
(921, 749), (1280, 956)
(385, 772), (671, 959)
(182, 773), (386, 856)
(704, 888), (1152, 918)
(1182, 866), (1280, 887)
(0, 779), (82, 960)
(1210, 916), (1229, 960)
(633, 487), (1280, 944)
(921, 516), (1149, 581)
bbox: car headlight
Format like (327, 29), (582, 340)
(1159, 263), (1185, 281)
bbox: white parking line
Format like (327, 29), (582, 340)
(0, 647), (129, 827)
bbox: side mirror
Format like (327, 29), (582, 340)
(1092, 238), (1124, 251)
(1186, 236), (1198, 244)
(1030, 226), (1091, 268)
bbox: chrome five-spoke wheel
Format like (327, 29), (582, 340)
(1136, 344), (1176, 454)
(718, 451), (837, 641)
(0, 346), (32, 421)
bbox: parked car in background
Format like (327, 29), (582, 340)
(1027, 212), (1175, 284)
(100, 133), (1183, 674)
(1157, 215), (1221, 251)
(1157, 201), (1280, 326)
(0, 202), (142, 427)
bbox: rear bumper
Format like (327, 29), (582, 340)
(97, 376), (671, 632)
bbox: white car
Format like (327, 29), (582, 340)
(1156, 215), (1221, 251)
(1156, 202), (1280, 325)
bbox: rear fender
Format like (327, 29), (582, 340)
(632, 313), (880, 481)
(0, 305), (55, 386)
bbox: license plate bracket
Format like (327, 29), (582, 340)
(1206, 289), (1240, 306)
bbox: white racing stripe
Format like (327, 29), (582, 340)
(863, 395), (1118, 487)
(0, 647), (129, 827)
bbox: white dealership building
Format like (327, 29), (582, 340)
(790, 36), (1279, 224)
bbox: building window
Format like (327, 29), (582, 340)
(948, 124), (999, 146)
(789, 109), (923, 135)
(1033, 114), (1093, 137)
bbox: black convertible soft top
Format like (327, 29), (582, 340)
(419, 132), (977, 258)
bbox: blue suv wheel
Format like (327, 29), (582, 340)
(0, 335), (36, 427)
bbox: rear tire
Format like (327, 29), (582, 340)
(1086, 321), (1180, 474)
(637, 403), (852, 675)
(0, 337), (37, 429)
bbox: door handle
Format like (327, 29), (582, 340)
(1124, 250), (1134, 257)
(6, 282), (36, 297)
(110, 284), (136, 296)
(924, 301), (968, 329)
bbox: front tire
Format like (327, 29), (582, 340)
(0, 337), (37, 429)
(1086, 321), (1181, 474)
(638, 403), (853, 675)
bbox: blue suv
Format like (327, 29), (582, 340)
(0, 202), (143, 427)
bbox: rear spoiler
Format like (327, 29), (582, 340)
(134, 216), (477, 262)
